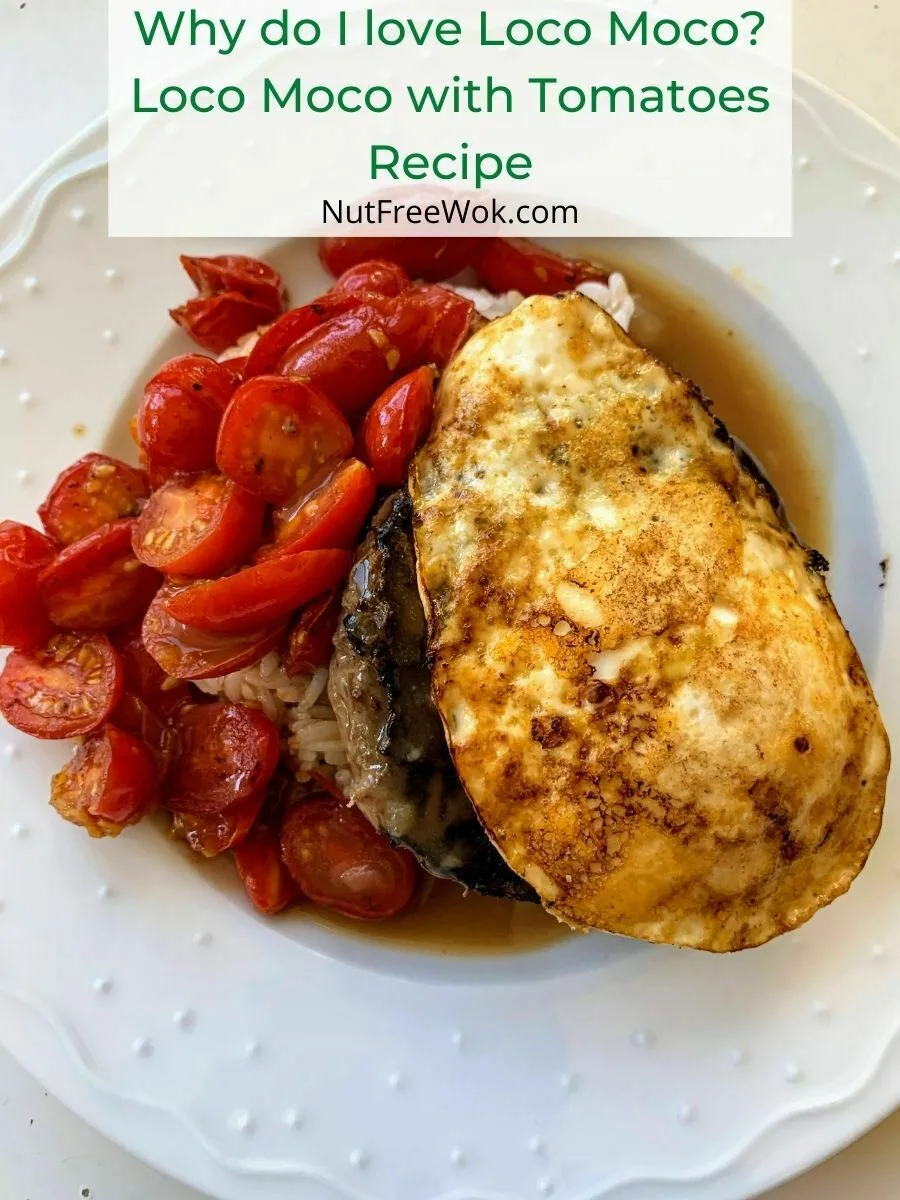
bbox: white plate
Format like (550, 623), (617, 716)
(0, 76), (899, 1200)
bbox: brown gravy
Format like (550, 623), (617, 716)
(305, 262), (830, 956)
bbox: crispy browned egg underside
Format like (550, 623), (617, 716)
(409, 293), (890, 952)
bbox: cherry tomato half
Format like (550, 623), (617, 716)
(132, 472), (265, 577)
(0, 520), (57, 651)
(138, 355), (241, 486)
(216, 376), (353, 504)
(361, 367), (435, 487)
(171, 292), (279, 356)
(234, 826), (299, 914)
(319, 237), (478, 283)
(0, 631), (123, 739)
(264, 459), (376, 560)
(281, 797), (418, 920)
(283, 589), (342, 677)
(475, 238), (609, 297)
(172, 790), (266, 857)
(38, 454), (150, 546)
(180, 254), (286, 311)
(163, 549), (352, 635)
(142, 583), (286, 681)
(112, 624), (191, 718)
(38, 520), (161, 630)
(408, 284), (477, 367)
(329, 259), (410, 298)
(277, 296), (428, 419)
(167, 702), (281, 814)
(51, 724), (158, 837)
(113, 693), (178, 775)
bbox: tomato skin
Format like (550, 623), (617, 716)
(361, 368), (435, 487)
(163, 549), (352, 635)
(171, 293), (280, 356)
(171, 790), (265, 857)
(0, 632), (123, 739)
(0, 521), (57, 651)
(50, 723), (158, 836)
(38, 454), (150, 546)
(244, 306), (324, 379)
(138, 355), (241, 486)
(132, 473), (265, 577)
(283, 589), (342, 677)
(475, 238), (609, 297)
(113, 692), (178, 774)
(216, 376), (353, 504)
(234, 826), (299, 914)
(38, 520), (162, 631)
(277, 296), (428, 419)
(180, 255), (286, 311)
(112, 624), (191, 718)
(329, 259), (410, 298)
(263, 459), (376, 560)
(141, 584), (286, 681)
(319, 237), (478, 283)
(407, 284), (477, 367)
(167, 701), (281, 814)
(281, 797), (418, 920)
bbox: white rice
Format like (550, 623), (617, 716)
(205, 267), (636, 784)
(195, 655), (348, 775)
(449, 272), (635, 332)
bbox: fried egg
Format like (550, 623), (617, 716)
(410, 293), (889, 952)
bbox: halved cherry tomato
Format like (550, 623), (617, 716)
(216, 376), (353, 503)
(263, 459), (376, 560)
(283, 590), (342, 677)
(138, 355), (242, 486)
(113, 624), (191, 718)
(171, 790), (266, 857)
(163, 549), (352, 635)
(142, 584), (286, 681)
(329, 259), (410, 298)
(51, 724), (158, 837)
(277, 296), (428, 419)
(243, 306), (324, 379)
(0, 520), (57, 650)
(361, 367), (435, 487)
(38, 454), (150, 546)
(280, 797), (418, 920)
(38, 520), (161, 630)
(132, 473), (265, 577)
(408, 284), (477, 367)
(319, 237), (477, 283)
(0, 631), (123, 739)
(180, 254), (286, 311)
(171, 293), (279, 356)
(475, 238), (609, 297)
(167, 702), (281, 814)
(52, 723), (157, 833)
(234, 826), (299, 914)
(113, 693), (178, 774)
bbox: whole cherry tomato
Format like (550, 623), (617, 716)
(138, 355), (241, 486)
(475, 238), (610, 297)
(0, 632), (123, 739)
(234, 826), (299, 914)
(329, 259), (410, 298)
(167, 702), (281, 814)
(406, 284), (477, 367)
(281, 796), (418, 920)
(361, 367), (435, 487)
(38, 454), (149, 546)
(319, 238), (478, 282)
(0, 520), (57, 650)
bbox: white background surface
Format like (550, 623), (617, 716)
(0, 1), (898, 1197)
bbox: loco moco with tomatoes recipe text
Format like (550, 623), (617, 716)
(0, 238), (889, 948)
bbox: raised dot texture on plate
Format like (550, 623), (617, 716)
(784, 1063), (803, 1084)
(132, 1038), (153, 1058)
(349, 1148), (368, 1169)
(8, 823), (27, 840)
(93, 978), (112, 995)
(23, 276), (39, 293)
(70, 206), (87, 223)
(228, 1110), (253, 1134)
(676, 1104), (698, 1126)
(282, 1108), (304, 1129)
(173, 1009), (195, 1030)
(17, 392), (34, 407)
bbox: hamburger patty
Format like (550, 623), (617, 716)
(328, 491), (536, 902)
